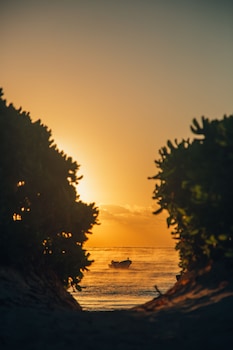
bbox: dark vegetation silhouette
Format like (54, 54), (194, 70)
(0, 88), (98, 289)
(151, 115), (233, 271)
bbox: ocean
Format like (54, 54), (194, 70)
(72, 247), (180, 311)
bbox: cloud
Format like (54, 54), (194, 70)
(99, 203), (164, 225)
(86, 203), (174, 247)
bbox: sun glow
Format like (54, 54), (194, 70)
(77, 178), (96, 204)
(54, 139), (95, 203)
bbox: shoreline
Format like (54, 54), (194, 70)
(1, 263), (233, 349)
(1, 293), (232, 350)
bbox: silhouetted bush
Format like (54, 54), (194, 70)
(0, 89), (98, 287)
(151, 115), (233, 271)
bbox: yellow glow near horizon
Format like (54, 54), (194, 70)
(85, 204), (175, 248)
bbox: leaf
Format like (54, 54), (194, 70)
(218, 234), (228, 241)
(153, 207), (163, 215)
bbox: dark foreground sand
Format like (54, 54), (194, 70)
(1, 263), (233, 350)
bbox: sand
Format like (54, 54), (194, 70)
(1, 263), (233, 350)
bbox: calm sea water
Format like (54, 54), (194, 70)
(72, 247), (180, 311)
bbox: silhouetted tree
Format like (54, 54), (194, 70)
(0, 88), (98, 287)
(150, 115), (233, 271)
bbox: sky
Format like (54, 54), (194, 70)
(1, 0), (233, 247)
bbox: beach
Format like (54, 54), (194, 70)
(1, 263), (233, 349)
(1, 292), (232, 350)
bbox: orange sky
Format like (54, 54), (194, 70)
(1, 0), (233, 247)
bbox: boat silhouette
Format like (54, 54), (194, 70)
(109, 258), (132, 269)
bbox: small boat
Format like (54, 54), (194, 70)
(109, 258), (132, 269)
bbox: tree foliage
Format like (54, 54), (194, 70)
(151, 115), (233, 271)
(0, 89), (98, 287)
